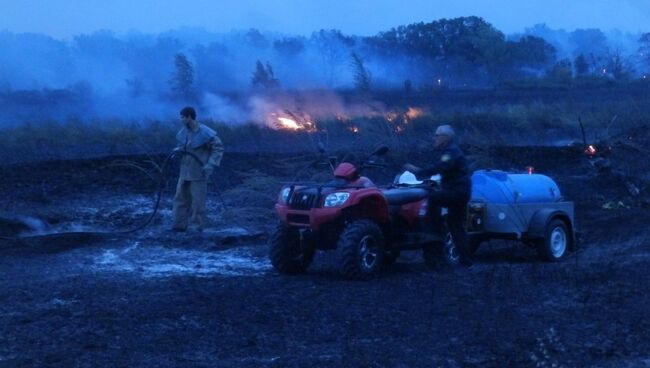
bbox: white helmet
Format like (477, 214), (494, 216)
(397, 171), (423, 184)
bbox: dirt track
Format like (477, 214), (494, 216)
(1, 149), (649, 367)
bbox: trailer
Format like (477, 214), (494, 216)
(465, 169), (576, 261)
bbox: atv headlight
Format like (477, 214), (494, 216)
(323, 192), (350, 207)
(279, 187), (291, 203)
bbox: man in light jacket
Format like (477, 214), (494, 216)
(171, 106), (224, 232)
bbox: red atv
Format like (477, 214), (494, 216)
(269, 147), (457, 279)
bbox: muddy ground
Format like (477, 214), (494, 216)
(0, 146), (649, 367)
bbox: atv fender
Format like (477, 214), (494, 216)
(344, 191), (389, 223)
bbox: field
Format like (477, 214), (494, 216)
(1, 125), (649, 367)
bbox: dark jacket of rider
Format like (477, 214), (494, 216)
(419, 143), (471, 197)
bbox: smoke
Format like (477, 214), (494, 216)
(521, 24), (645, 66)
(201, 93), (249, 123)
(0, 22), (648, 126)
(199, 89), (391, 126)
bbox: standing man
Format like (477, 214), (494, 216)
(171, 106), (224, 232)
(403, 124), (473, 267)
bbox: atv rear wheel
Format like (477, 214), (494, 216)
(537, 219), (569, 262)
(468, 236), (481, 255)
(269, 224), (314, 274)
(338, 220), (385, 280)
(383, 250), (400, 267)
(423, 231), (459, 269)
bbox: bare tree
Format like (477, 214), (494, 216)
(313, 30), (353, 87)
(169, 53), (194, 99)
(638, 33), (650, 68)
(251, 60), (279, 89)
(574, 54), (589, 76)
(350, 52), (371, 92)
(606, 49), (632, 80)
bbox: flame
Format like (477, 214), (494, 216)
(269, 111), (316, 132)
(385, 112), (398, 123)
(269, 105), (425, 133)
(277, 117), (303, 130)
(405, 107), (423, 122)
(585, 145), (597, 156)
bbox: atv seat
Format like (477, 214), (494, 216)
(382, 188), (430, 206)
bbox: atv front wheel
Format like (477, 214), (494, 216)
(269, 224), (314, 274)
(338, 220), (385, 280)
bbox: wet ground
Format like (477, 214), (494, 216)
(1, 149), (649, 367)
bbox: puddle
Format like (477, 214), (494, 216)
(92, 242), (271, 278)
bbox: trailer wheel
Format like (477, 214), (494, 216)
(269, 224), (314, 274)
(339, 220), (385, 280)
(537, 219), (569, 262)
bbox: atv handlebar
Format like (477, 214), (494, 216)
(280, 182), (374, 189)
(361, 162), (387, 169)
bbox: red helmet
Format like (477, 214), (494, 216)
(334, 162), (359, 180)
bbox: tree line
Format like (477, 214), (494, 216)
(2, 16), (650, 112)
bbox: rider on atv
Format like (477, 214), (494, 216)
(403, 124), (473, 267)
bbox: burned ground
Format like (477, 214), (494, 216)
(1, 145), (649, 367)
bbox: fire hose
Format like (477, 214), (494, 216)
(0, 149), (235, 246)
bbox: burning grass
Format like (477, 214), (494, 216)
(2, 88), (650, 165)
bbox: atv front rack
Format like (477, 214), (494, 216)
(282, 182), (372, 210)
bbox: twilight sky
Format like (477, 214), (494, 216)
(1, 0), (649, 39)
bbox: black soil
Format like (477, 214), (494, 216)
(1, 146), (649, 367)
